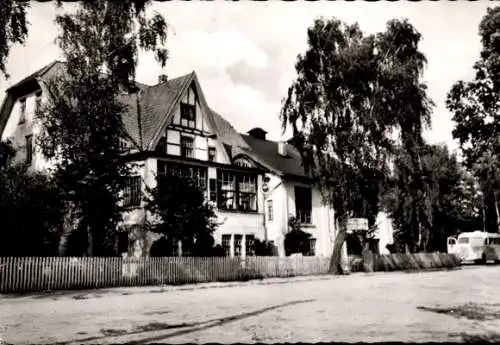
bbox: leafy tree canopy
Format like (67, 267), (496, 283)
(146, 174), (219, 256)
(281, 17), (432, 272)
(0, 141), (64, 256)
(388, 144), (482, 252)
(36, 1), (168, 256)
(446, 6), (500, 232)
(0, 1), (29, 78)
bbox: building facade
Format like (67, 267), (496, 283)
(0, 61), (346, 258)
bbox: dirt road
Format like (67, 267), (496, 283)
(1, 266), (500, 344)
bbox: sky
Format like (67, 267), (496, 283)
(0, 0), (496, 153)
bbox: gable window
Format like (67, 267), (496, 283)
(208, 146), (216, 162)
(217, 170), (257, 212)
(295, 186), (312, 224)
(123, 176), (141, 207)
(35, 91), (42, 116)
(25, 135), (33, 164)
(267, 200), (273, 221)
(180, 136), (194, 158)
(180, 103), (196, 128)
(19, 98), (26, 124)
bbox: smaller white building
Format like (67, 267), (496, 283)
(228, 128), (340, 257)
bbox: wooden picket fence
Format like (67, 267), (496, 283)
(0, 256), (332, 293)
(0, 253), (461, 294)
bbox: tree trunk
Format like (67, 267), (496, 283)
(495, 192), (500, 232)
(58, 232), (69, 257)
(87, 225), (94, 256)
(177, 239), (183, 257)
(328, 217), (347, 275)
(58, 207), (75, 256)
(362, 241), (374, 273)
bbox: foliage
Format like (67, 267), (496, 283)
(284, 216), (313, 256)
(146, 174), (219, 256)
(387, 144), (482, 253)
(36, 1), (168, 256)
(253, 239), (278, 256)
(446, 6), (500, 233)
(0, 141), (64, 256)
(281, 17), (432, 271)
(0, 0), (29, 78)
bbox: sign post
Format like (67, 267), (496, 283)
(346, 218), (369, 233)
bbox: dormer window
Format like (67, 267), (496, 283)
(35, 91), (42, 116)
(180, 103), (196, 128)
(208, 146), (216, 162)
(18, 98), (26, 124)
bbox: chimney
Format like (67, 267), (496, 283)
(158, 74), (168, 84)
(247, 127), (267, 141)
(278, 141), (288, 156)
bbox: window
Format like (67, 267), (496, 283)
(209, 178), (217, 202)
(238, 175), (257, 211)
(267, 200), (273, 221)
(295, 186), (312, 223)
(308, 238), (317, 256)
(217, 170), (258, 212)
(35, 91), (42, 115)
(245, 235), (255, 257)
(208, 146), (216, 162)
(19, 98), (26, 124)
(218, 171), (236, 210)
(118, 138), (128, 152)
(180, 136), (194, 158)
(123, 176), (141, 207)
(458, 237), (469, 244)
(486, 237), (500, 245)
(234, 235), (243, 257)
(158, 162), (208, 192)
(222, 235), (231, 256)
(25, 135), (33, 164)
(180, 103), (196, 128)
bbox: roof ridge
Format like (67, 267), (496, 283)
(149, 72), (193, 88)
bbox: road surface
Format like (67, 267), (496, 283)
(1, 266), (500, 344)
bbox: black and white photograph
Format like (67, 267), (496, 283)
(0, 0), (500, 343)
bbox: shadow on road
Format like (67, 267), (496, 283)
(57, 298), (315, 345)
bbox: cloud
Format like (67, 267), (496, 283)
(1, 0), (496, 152)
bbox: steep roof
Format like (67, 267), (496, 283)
(210, 108), (250, 149)
(0, 61), (242, 155)
(239, 134), (308, 178)
(1, 61), (311, 179)
(116, 73), (193, 149)
(6, 60), (62, 93)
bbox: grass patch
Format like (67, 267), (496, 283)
(417, 303), (500, 321)
(461, 332), (500, 343)
(133, 322), (190, 332)
(100, 328), (128, 336)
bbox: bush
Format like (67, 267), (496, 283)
(253, 239), (278, 256)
